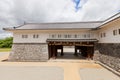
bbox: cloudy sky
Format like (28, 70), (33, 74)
(0, 0), (120, 39)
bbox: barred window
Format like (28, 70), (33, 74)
(100, 32), (106, 38)
(58, 34), (61, 38)
(33, 34), (39, 38)
(103, 33), (106, 37)
(68, 35), (71, 38)
(100, 33), (102, 38)
(83, 34), (86, 38)
(64, 35), (68, 38)
(52, 34), (55, 38)
(74, 34), (77, 38)
(119, 29), (120, 34)
(113, 30), (117, 36)
(22, 35), (28, 38)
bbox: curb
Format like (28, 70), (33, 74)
(96, 61), (120, 77)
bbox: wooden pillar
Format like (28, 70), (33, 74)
(87, 47), (90, 59)
(81, 46), (87, 57)
(55, 46), (57, 57)
(74, 46), (78, 56)
(91, 46), (94, 60)
(81, 47), (83, 56)
(87, 46), (94, 60)
(48, 44), (51, 59)
(52, 45), (56, 59)
(51, 45), (53, 58)
(78, 47), (81, 55)
(61, 46), (64, 56)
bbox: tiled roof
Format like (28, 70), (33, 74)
(3, 21), (103, 30)
(3, 12), (120, 30)
(97, 12), (120, 28)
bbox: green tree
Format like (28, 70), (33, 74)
(0, 37), (13, 48)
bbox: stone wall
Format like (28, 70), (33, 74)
(94, 43), (120, 72)
(9, 43), (49, 61)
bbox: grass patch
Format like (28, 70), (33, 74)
(0, 48), (11, 52)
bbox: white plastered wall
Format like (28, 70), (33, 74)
(98, 18), (120, 43)
(13, 29), (98, 43)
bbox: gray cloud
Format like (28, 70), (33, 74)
(0, 0), (120, 38)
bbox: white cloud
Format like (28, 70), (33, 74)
(0, 0), (120, 38)
(79, 0), (120, 21)
(0, 32), (12, 39)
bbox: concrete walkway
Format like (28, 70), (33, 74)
(80, 68), (120, 80)
(0, 52), (9, 61)
(0, 52), (119, 80)
(0, 66), (63, 80)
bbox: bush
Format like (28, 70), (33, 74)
(0, 37), (13, 48)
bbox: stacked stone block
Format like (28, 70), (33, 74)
(94, 43), (120, 72)
(9, 43), (48, 61)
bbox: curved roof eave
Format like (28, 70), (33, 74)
(96, 12), (120, 29)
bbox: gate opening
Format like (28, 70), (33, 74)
(47, 39), (96, 60)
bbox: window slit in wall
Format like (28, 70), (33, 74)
(100, 33), (102, 38)
(52, 34), (55, 38)
(113, 30), (117, 36)
(64, 35), (68, 38)
(103, 33), (106, 37)
(74, 34), (77, 38)
(84, 34), (86, 38)
(58, 34), (61, 38)
(68, 35), (71, 38)
(119, 29), (120, 35)
(100, 32), (106, 38)
(22, 35), (28, 38)
(33, 34), (39, 38)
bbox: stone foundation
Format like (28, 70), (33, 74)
(9, 43), (48, 61)
(94, 43), (120, 72)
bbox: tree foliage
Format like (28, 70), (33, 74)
(0, 37), (13, 48)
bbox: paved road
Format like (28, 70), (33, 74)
(0, 52), (9, 56)
(0, 66), (63, 80)
(80, 68), (120, 80)
(0, 52), (119, 80)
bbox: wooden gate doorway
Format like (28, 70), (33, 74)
(74, 46), (94, 59)
(47, 39), (97, 59)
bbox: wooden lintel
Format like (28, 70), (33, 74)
(87, 42), (89, 44)
(55, 44), (62, 45)
(48, 41), (94, 47)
